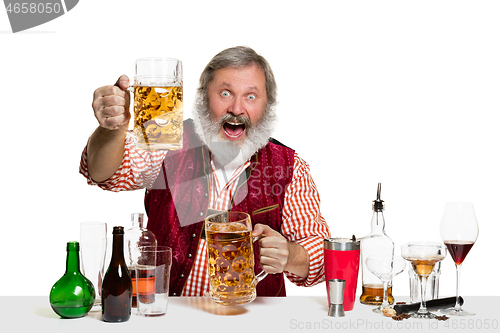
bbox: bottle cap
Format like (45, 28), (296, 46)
(113, 226), (125, 234)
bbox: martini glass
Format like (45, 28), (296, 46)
(365, 255), (406, 313)
(401, 242), (447, 319)
(440, 202), (479, 316)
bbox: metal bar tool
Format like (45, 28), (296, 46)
(327, 279), (345, 317)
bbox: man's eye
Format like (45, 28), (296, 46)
(221, 91), (230, 97)
(248, 94), (256, 100)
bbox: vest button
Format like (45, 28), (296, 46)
(204, 192), (208, 197)
(192, 233), (196, 238)
(173, 293), (177, 296)
(199, 212), (204, 217)
(187, 253), (192, 258)
(180, 274), (185, 279)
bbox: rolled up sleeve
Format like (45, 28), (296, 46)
(79, 135), (167, 191)
(281, 153), (331, 287)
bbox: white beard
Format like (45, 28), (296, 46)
(191, 92), (277, 168)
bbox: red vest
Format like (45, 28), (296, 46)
(145, 119), (295, 296)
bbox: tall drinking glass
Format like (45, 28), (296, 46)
(124, 58), (183, 151)
(401, 242), (446, 319)
(440, 202), (479, 316)
(80, 222), (107, 310)
(135, 246), (172, 317)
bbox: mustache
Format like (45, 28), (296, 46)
(217, 114), (252, 128)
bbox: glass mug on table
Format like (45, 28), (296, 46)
(121, 57), (183, 150)
(205, 211), (268, 305)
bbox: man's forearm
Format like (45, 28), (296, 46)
(87, 126), (127, 183)
(284, 241), (310, 278)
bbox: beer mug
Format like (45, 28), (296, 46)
(125, 58), (183, 150)
(205, 211), (267, 305)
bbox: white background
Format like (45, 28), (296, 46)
(0, 0), (498, 298)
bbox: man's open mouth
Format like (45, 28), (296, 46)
(223, 121), (246, 139)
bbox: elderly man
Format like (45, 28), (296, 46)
(80, 46), (330, 297)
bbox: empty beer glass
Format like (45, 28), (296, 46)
(125, 58), (183, 150)
(79, 222), (107, 310)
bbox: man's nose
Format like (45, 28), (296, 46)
(227, 96), (245, 116)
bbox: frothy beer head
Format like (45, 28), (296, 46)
(207, 222), (248, 233)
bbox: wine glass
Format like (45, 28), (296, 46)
(365, 255), (406, 313)
(440, 202), (479, 316)
(80, 222), (107, 310)
(401, 242), (447, 319)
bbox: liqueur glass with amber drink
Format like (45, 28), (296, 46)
(125, 58), (183, 150)
(401, 242), (447, 319)
(440, 202), (479, 316)
(205, 211), (268, 305)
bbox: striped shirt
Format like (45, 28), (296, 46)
(79, 135), (331, 296)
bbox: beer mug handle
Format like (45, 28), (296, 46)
(117, 86), (136, 134)
(253, 235), (268, 283)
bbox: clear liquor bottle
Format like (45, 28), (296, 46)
(359, 183), (395, 305)
(125, 212), (157, 307)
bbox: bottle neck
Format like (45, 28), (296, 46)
(65, 248), (81, 274)
(111, 233), (126, 263)
(131, 213), (144, 229)
(370, 210), (387, 234)
(131, 221), (144, 229)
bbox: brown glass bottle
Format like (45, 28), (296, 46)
(102, 226), (132, 322)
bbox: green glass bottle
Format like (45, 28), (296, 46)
(50, 241), (95, 318)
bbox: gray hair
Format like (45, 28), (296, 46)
(197, 46), (278, 108)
